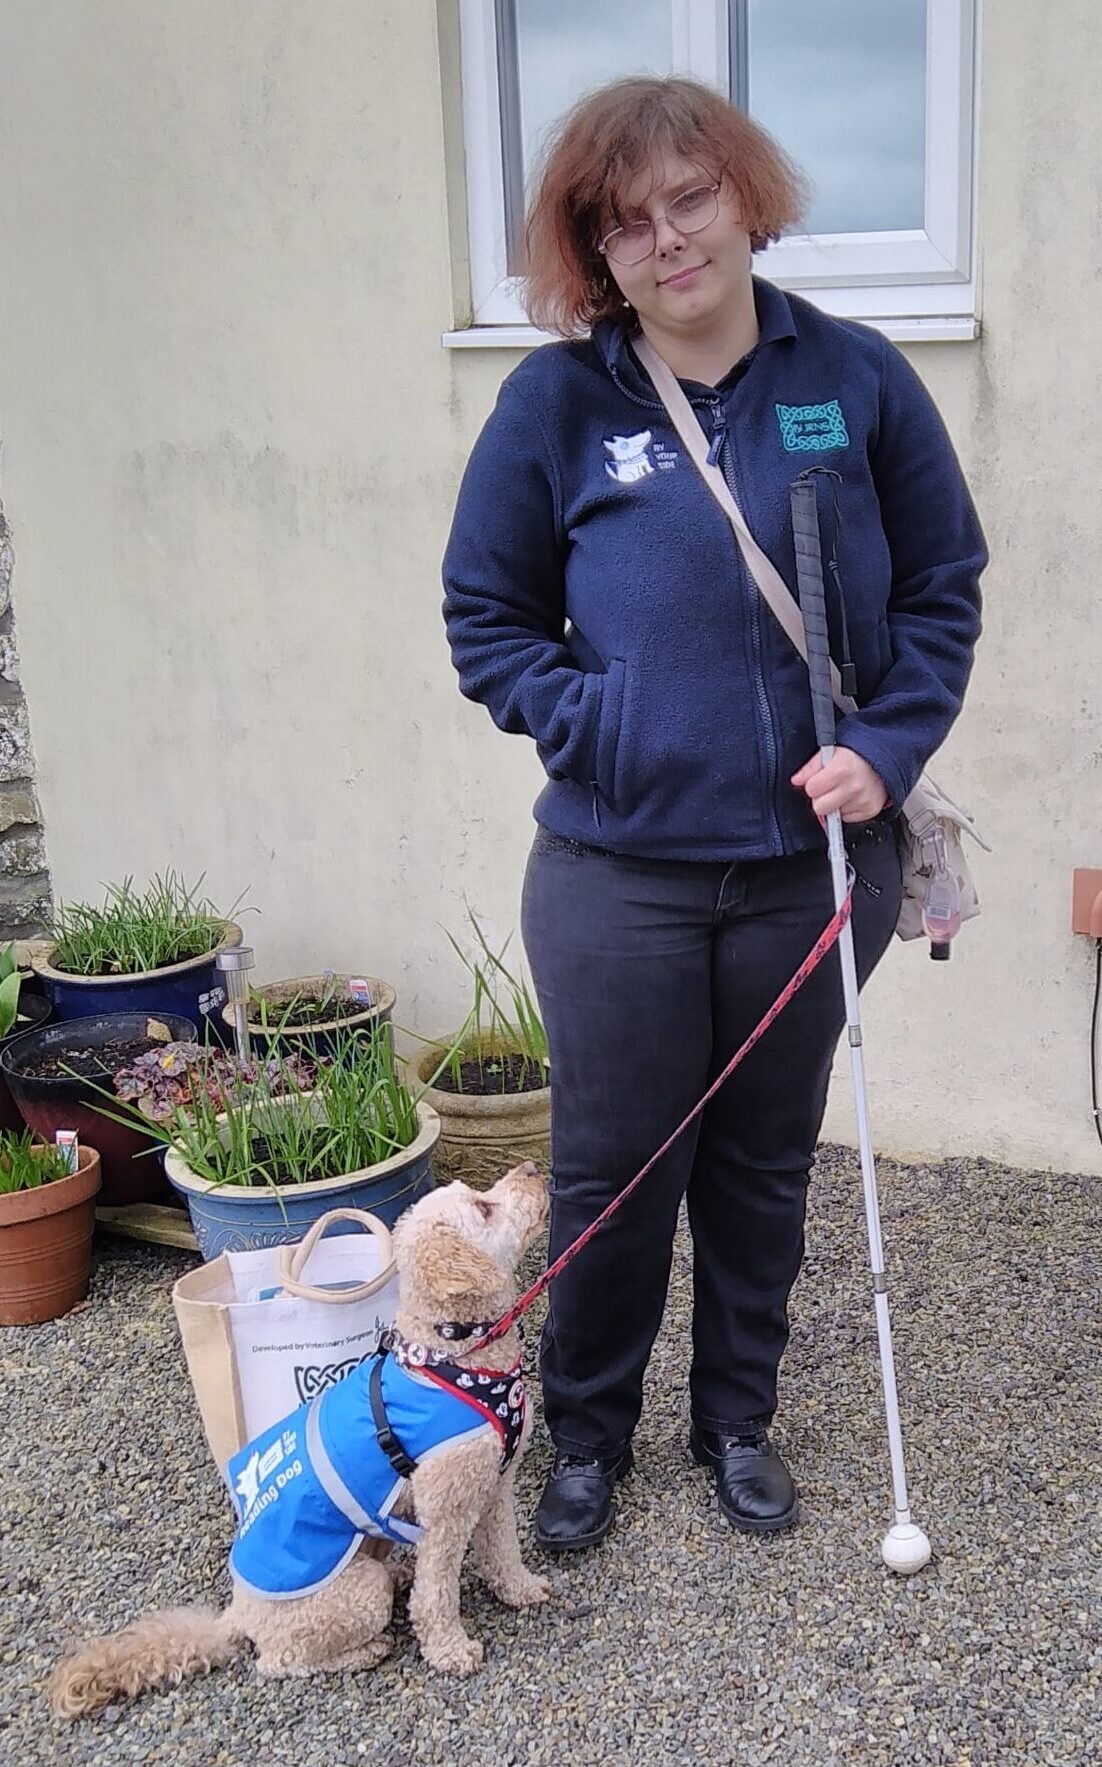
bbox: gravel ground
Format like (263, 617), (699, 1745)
(2, 1146), (1100, 1767)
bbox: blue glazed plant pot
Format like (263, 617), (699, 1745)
(31, 923), (243, 1046)
(163, 1101), (440, 1260)
(221, 972), (397, 1062)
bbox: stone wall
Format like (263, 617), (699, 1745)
(0, 494), (50, 937)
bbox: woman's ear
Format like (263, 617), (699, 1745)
(400, 1225), (504, 1311)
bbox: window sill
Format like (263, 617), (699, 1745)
(443, 314), (979, 350)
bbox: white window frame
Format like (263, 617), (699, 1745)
(446, 0), (979, 347)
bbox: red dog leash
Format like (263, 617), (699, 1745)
(473, 877), (855, 1350)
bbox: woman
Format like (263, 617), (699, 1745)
(442, 77), (985, 1552)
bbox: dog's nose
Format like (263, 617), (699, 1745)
(510, 1160), (546, 1190)
(500, 1160), (548, 1214)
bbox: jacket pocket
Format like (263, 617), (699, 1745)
(593, 657), (626, 809)
(875, 615), (893, 682)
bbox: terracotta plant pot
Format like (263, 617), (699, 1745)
(414, 1040), (550, 1191)
(0, 1012), (198, 1206)
(0, 1144), (102, 1325)
(222, 973), (397, 1060)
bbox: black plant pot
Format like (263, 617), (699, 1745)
(0, 1012), (198, 1206)
(0, 994), (54, 1134)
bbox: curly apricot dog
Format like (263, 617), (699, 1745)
(50, 1161), (550, 1715)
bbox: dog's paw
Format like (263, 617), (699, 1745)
(497, 1571), (551, 1609)
(422, 1632), (484, 1677)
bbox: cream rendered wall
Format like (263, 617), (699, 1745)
(0, 2), (1097, 1173)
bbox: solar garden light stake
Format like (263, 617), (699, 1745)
(216, 945), (256, 1065)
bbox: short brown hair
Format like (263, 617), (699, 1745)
(523, 76), (806, 337)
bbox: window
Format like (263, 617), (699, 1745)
(448, 0), (978, 345)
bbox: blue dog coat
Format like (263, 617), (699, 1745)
(227, 1349), (526, 1601)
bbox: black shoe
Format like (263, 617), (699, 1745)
(534, 1445), (634, 1552)
(690, 1424), (799, 1534)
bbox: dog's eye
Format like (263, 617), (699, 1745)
(474, 1198), (494, 1220)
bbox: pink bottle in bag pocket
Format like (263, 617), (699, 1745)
(921, 828), (962, 959)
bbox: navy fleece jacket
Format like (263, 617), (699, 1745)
(442, 279), (986, 861)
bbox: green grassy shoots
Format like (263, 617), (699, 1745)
(0, 1131), (73, 1194)
(438, 908), (548, 1094)
(97, 1021), (427, 1196)
(49, 872), (242, 977)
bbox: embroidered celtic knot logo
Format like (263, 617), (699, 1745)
(775, 400), (849, 452)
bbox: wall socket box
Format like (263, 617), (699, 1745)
(1071, 869), (1102, 936)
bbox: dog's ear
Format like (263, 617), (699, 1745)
(402, 1225), (504, 1308)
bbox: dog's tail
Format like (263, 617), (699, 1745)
(48, 1607), (245, 1718)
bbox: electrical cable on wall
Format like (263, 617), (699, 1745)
(1070, 871), (1102, 1150)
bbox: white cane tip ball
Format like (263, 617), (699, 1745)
(881, 1523), (931, 1575)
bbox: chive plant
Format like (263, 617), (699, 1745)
(49, 873), (239, 976)
(441, 909), (548, 1093)
(251, 972), (354, 1030)
(0, 1131), (73, 1193)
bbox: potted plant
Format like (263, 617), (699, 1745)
(0, 1132), (102, 1325)
(134, 1028), (439, 1258)
(110, 1039), (319, 1123)
(0, 1011), (198, 1205)
(0, 941), (52, 1133)
(31, 872), (244, 1040)
(221, 971), (397, 1060)
(413, 913), (550, 1191)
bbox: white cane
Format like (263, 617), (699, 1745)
(789, 478), (931, 1576)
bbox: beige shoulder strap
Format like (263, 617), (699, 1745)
(631, 334), (958, 836)
(633, 334), (857, 718)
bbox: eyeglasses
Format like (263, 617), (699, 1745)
(597, 183), (721, 266)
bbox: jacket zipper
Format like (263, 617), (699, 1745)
(593, 366), (661, 828)
(607, 360), (785, 854)
(710, 400), (784, 856)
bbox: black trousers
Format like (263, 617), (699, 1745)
(520, 822), (903, 1456)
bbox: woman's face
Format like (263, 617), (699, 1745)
(599, 152), (752, 333)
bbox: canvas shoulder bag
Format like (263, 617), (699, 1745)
(634, 335), (988, 944)
(172, 1208), (398, 1471)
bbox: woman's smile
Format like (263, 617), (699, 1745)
(657, 260), (709, 289)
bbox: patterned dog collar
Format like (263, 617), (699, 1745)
(384, 1319), (523, 1370)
